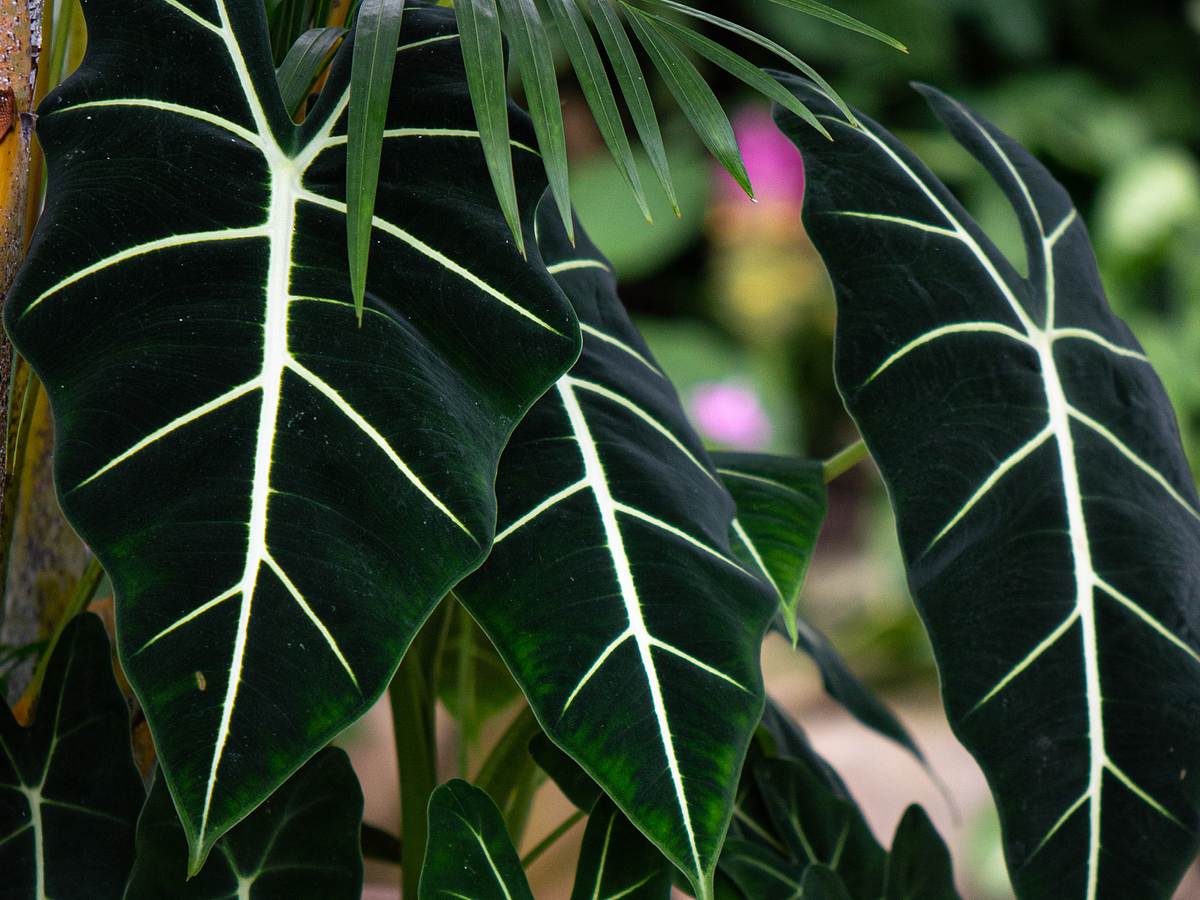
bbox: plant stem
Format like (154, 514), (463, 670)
(22, 554), (102, 709)
(520, 808), (585, 868)
(390, 634), (438, 900)
(475, 704), (539, 803)
(822, 439), (869, 483)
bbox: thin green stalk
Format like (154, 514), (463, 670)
(502, 753), (543, 843)
(45, 0), (77, 91)
(454, 601), (475, 777)
(390, 637), (438, 899)
(520, 808), (585, 868)
(823, 439), (868, 483)
(23, 555), (102, 708)
(475, 704), (539, 805)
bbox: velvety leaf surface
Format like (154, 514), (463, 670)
(0, 614), (143, 900)
(125, 747), (363, 900)
(777, 77), (1200, 898)
(419, 779), (533, 900)
(884, 805), (959, 900)
(5, 1), (578, 870)
(571, 797), (672, 900)
(456, 207), (776, 899)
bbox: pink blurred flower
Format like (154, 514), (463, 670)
(690, 381), (772, 449)
(715, 107), (806, 209)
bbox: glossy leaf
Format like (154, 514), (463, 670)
(761, 0), (907, 52)
(454, 0), (525, 255)
(419, 779), (533, 900)
(456, 207), (776, 900)
(347, 0), (406, 319)
(276, 26), (345, 116)
(6, 4), (578, 871)
(125, 748), (363, 900)
(718, 453), (924, 764)
(885, 805), (960, 900)
(777, 78), (1200, 897)
(571, 797), (673, 900)
(623, 6), (752, 198)
(0, 614), (143, 900)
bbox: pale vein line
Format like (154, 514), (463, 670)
(56, 99), (261, 146)
(288, 360), (475, 540)
(831, 210), (962, 239)
(160, 0), (222, 34)
(614, 502), (749, 576)
(605, 873), (658, 900)
(928, 424), (1054, 549)
(732, 518), (780, 598)
(75, 379), (262, 489)
(1105, 760), (1183, 827)
(317, 128), (538, 156)
(649, 638), (750, 693)
(1050, 328), (1149, 362)
(137, 584), (241, 654)
(1047, 210), (1078, 247)
(1030, 790), (1089, 859)
(565, 377), (718, 485)
(549, 259), (612, 275)
(969, 610), (1079, 713)
(865, 321), (1033, 385)
(290, 295), (391, 323)
(717, 469), (795, 493)
(562, 631), (632, 714)
(459, 819), (514, 900)
(580, 324), (664, 378)
(1095, 577), (1200, 666)
(557, 379), (704, 877)
(1067, 405), (1200, 521)
(495, 479), (588, 544)
(21, 227), (269, 318)
(297, 190), (564, 336)
(591, 811), (616, 900)
(264, 554), (358, 689)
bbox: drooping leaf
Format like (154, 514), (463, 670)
(454, 0), (526, 255)
(276, 26), (345, 116)
(760, 0), (907, 52)
(716, 838), (806, 900)
(717, 453), (925, 765)
(571, 797), (673, 900)
(5, 3), (578, 871)
(800, 865), (854, 900)
(623, 6), (752, 199)
(419, 779), (534, 900)
(542, 0), (651, 222)
(777, 77), (1200, 898)
(125, 748), (364, 900)
(455, 207), (776, 900)
(754, 699), (848, 798)
(0, 614), (143, 900)
(346, 0), (406, 320)
(884, 805), (960, 900)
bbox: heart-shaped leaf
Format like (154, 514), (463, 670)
(1, 614), (143, 900)
(777, 77), (1200, 897)
(420, 779), (533, 900)
(5, 2), (578, 870)
(125, 747), (363, 899)
(455, 208), (776, 899)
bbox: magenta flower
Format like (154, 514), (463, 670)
(690, 381), (773, 450)
(715, 107), (806, 209)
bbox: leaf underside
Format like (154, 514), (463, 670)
(456, 205), (776, 899)
(5, 0), (578, 869)
(776, 77), (1200, 898)
(125, 748), (364, 900)
(0, 615), (144, 900)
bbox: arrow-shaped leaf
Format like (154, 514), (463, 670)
(0, 614), (143, 900)
(125, 748), (364, 900)
(777, 78), (1200, 898)
(456, 207), (776, 900)
(5, 2), (579, 870)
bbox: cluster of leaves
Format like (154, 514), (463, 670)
(1, 1), (1198, 899)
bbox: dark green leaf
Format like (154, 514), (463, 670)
(585, 0), (677, 214)
(455, 207), (776, 900)
(884, 805), (960, 900)
(755, 699), (848, 797)
(800, 865), (854, 900)
(528, 732), (603, 812)
(347, 0), (406, 320)
(717, 839), (806, 900)
(437, 604), (521, 736)
(762, 0), (907, 53)
(419, 779), (533, 900)
(276, 26), (345, 116)
(497, 0), (573, 242)
(777, 77), (1200, 897)
(125, 748), (363, 900)
(6, 6), (578, 871)
(454, 0), (526, 255)
(622, 5), (751, 198)
(571, 797), (673, 900)
(543, 0), (652, 221)
(0, 614), (143, 900)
